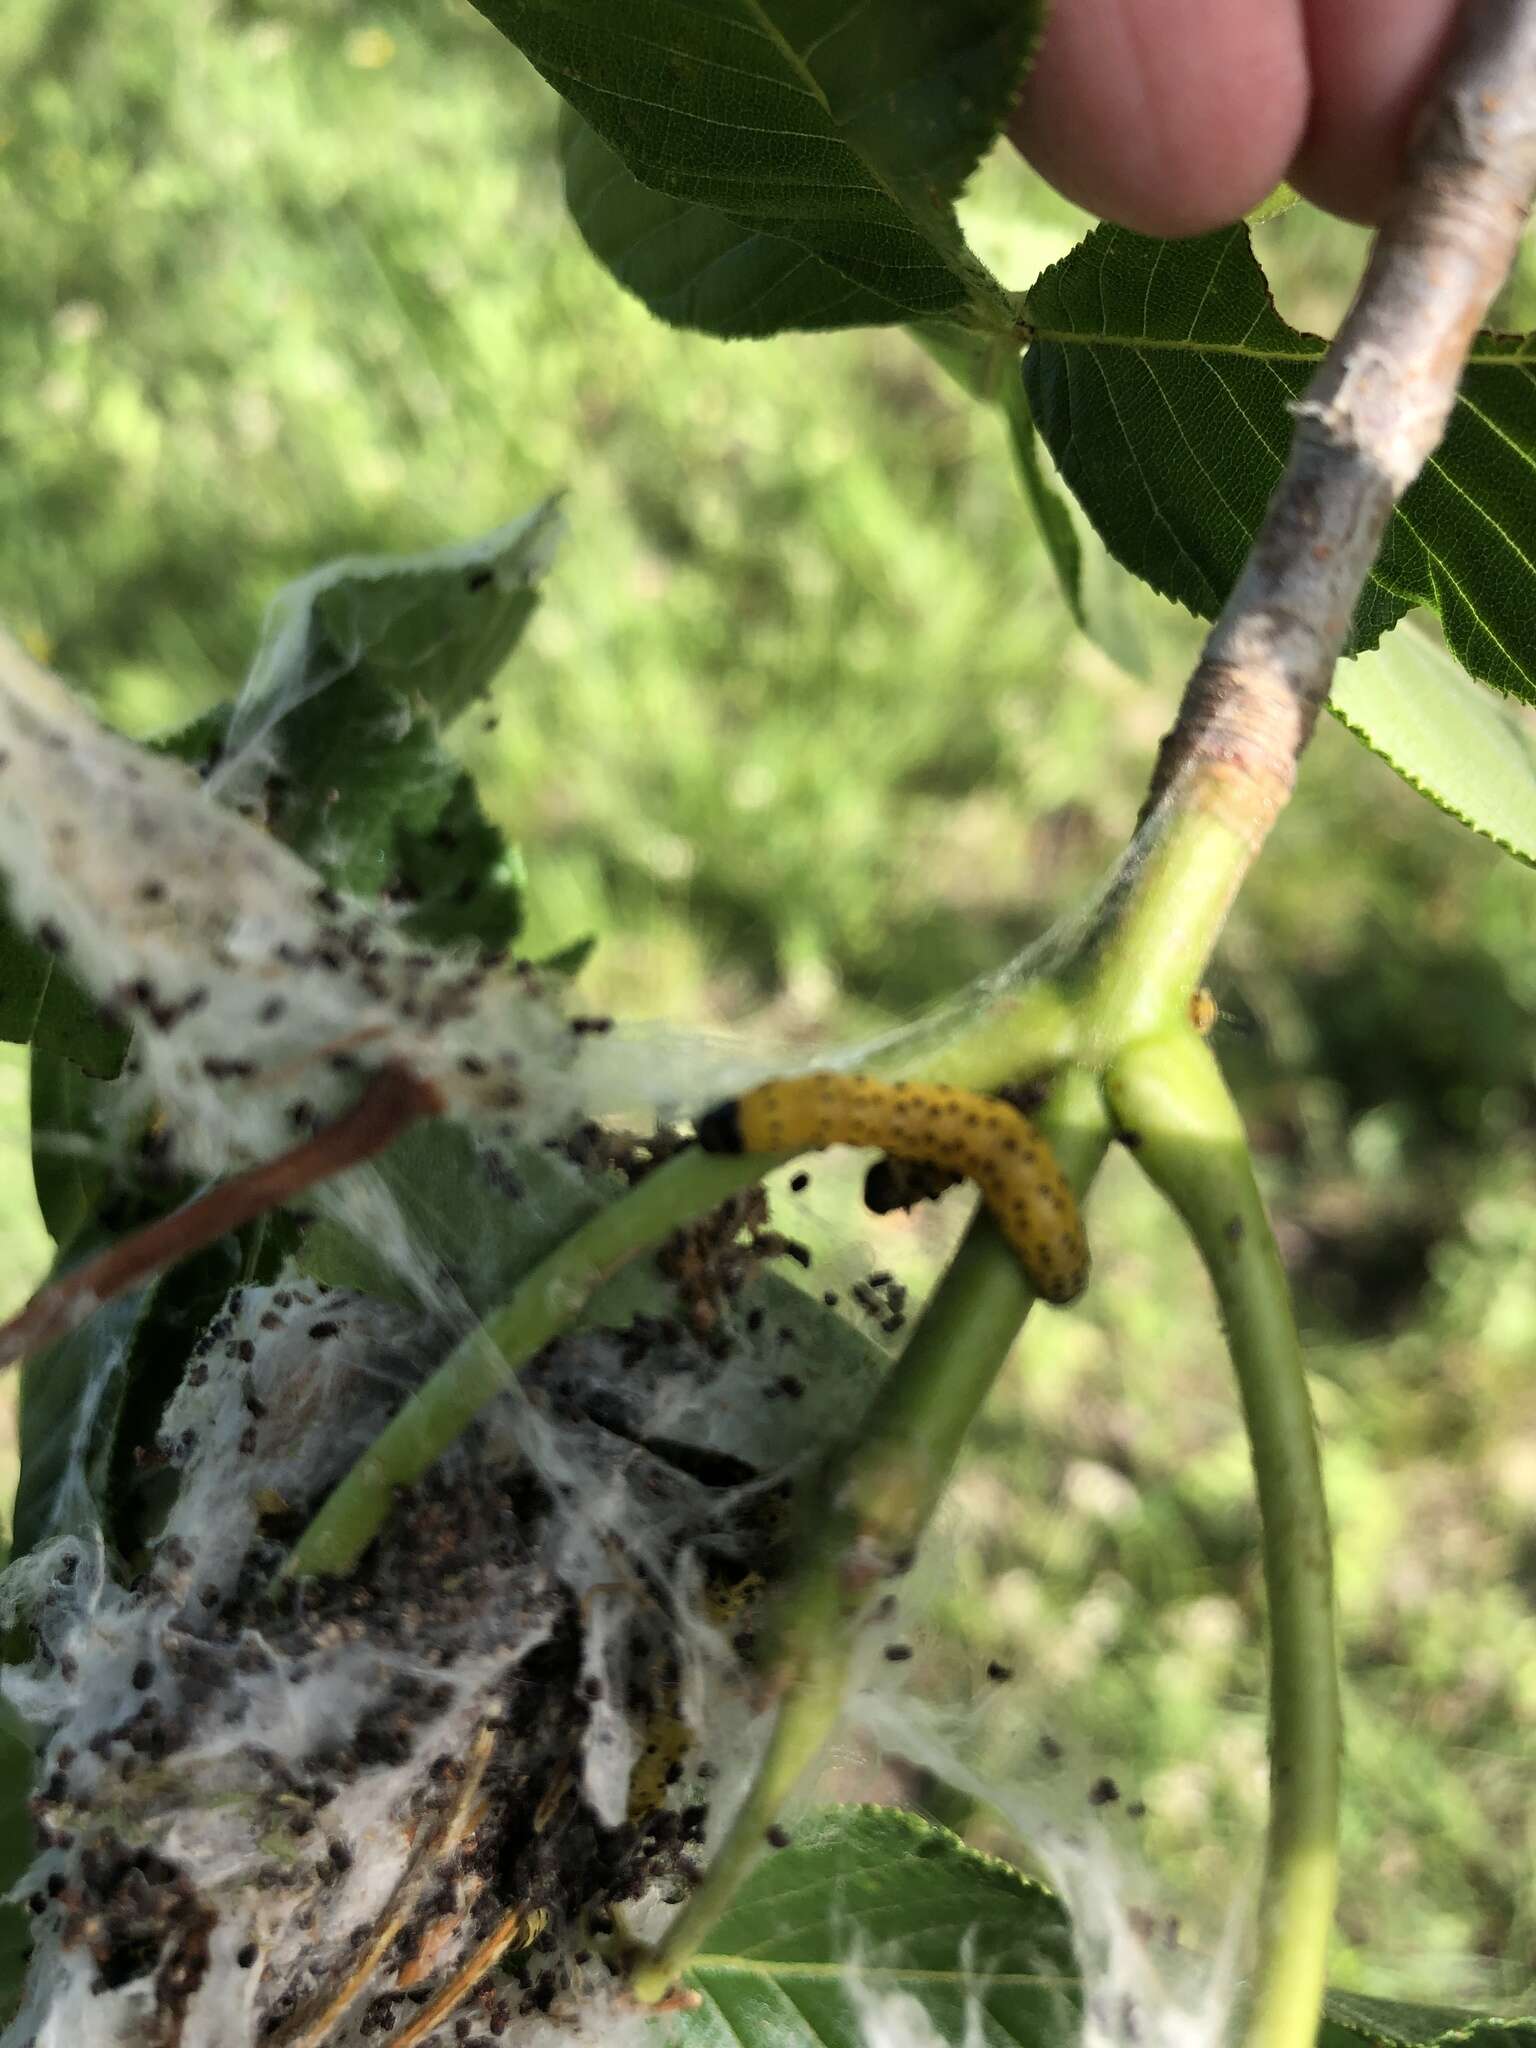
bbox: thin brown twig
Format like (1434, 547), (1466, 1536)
(1143, 0), (1536, 838)
(388, 1905), (540, 2048)
(0, 1061), (444, 1371)
(271, 1725), (496, 2048)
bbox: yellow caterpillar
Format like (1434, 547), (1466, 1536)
(697, 1073), (1089, 1305)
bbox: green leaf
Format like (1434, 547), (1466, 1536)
(1330, 622), (1536, 866)
(102, 1225), (263, 1565)
(915, 322), (1084, 628)
(1023, 225), (1536, 703)
(229, 500), (564, 748)
(666, 1805), (1079, 2048)
(188, 507), (564, 949)
(11, 1218), (253, 1565)
(301, 1121), (882, 1431)
(559, 110), (902, 337)
(28, 1051), (111, 1253)
(245, 673), (527, 949)
(0, 906), (48, 1051)
(12, 1267), (149, 1560)
(0, 1699), (35, 2026)
(477, 0), (1043, 332)
(380, 763), (528, 952)
(31, 965), (127, 1081)
(9, 511), (564, 1569)
(1002, 383), (1085, 631)
(0, 898), (127, 1081)
(1247, 183), (1299, 227)
(1321, 1989), (1536, 2048)
(662, 1808), (1536, 2048)
(537, 931), (597, 978)
(299, 1119), (607, 1315)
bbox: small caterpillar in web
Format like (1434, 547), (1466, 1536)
(696, 1072), (1089, 1305)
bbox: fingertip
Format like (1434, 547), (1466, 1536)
(1011, 0), (1309, 238)
(1289, 0), (1461, 224)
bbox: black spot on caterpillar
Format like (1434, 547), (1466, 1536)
(696, 1072), (1089, 1306)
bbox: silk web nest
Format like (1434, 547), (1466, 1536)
(0, 643), (887, 2047)
(0, 638), (1213, 2048)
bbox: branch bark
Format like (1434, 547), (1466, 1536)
(0, 1064), (442, 1370)
(1143, 0), (1536, 840)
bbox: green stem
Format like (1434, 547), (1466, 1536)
(1076, 798), (1252, 1058)
(625, 1561), (848, 2005)
(281, 985), (1079, 1583)
(1104, 1030), (1339, 2048)
(279, 1146), (771, 1581)
(628, 1068), (1111, 2003)
(240, 1216), (269, 1287)
(846, 1069), (1107, 1539)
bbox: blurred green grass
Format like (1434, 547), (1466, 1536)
(4, 0), (1536, 2005)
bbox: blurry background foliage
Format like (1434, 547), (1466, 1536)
(3, 0), (1536, 2004)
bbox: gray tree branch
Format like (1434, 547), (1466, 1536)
(1145, 0), (1536, 836)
